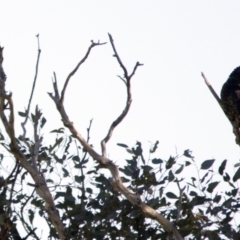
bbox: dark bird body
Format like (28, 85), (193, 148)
(221, 67), (240, 142)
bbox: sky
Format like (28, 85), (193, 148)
(1, 1), (240, 237)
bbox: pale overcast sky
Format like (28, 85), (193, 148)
(1, 1), (240, 237)
(1, 0), (240, 173)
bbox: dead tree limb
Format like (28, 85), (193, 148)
(21, 34), (41, 139)
(100, 34), (143, 157)
(49, 35), (183, 240)
(60, 40), (107, 104)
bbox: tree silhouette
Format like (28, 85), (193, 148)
(0, 34), (239, 240)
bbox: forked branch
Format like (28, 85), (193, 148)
(60, 40), (107, 104)
(49, 35), (183, 240)
(101, 34), (143, 157)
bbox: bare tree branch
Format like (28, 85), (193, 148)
(49, 35), (183, 240)
(60, 40), (107, 104)
(21, 34), (41, 139)
(101, 34), (143, 157)
(202, 72), (222, 106)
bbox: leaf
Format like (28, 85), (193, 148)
(40, 117), (47, 128)
(119, 167), (133, 177)
(117, 143), (128, 148)
(62, 167), (69, 178)
(166, 192), (178, 199)
(185, 161), (191, 166)
(165, 156), (175, 169)
(218, 159), (227, 175)
(50, 128), (65, 133)
(141, 165), (153, 172)
(31, 113), (35, 123)
(152, 158), (163, 164)
(75, 175), (84, 183)
(46, 179), (54, 183)
(231, 188), (238, 197)
(150, 140), (159, 153)
(168, 170), (174, 181)
(223, 172), (230, 182)
(28, 209), (34, 224)
(86, 188), (93, 194)
(233, 167), (240, 182)
(201, 159), (215, 170)
(134, 141), (143, 156)
(0, 133), (4, 141)
(18, 111), (27, 117)
(183, 149), (193, 158)
(234, 162), (240, 168)
(72, 155), (80, 161)
(200, 172), (209, 183)
(189, 191), (197, 196)
(175, 165), (184, 174)
(207, 181), (219, 193)
(213, 194), (221, 203)
(126, 149), (133, 154)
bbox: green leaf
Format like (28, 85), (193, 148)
(168, 170), (174, 181)
(72, 155), (80, 161)
(117, 143), (128, 148)
(0, 133), (4, 141)
(31, 113), (35, 123)
(54, 191), (66, 200)
(141, 165), (153, 172)
(185, 161), (191, 166)
(207, 181), (219, 193)
(150, 140), (159, 153)
(152, 158), (163, 164)
(218, 159), (227, 175)
(223, 172), (230, 182)
(165, 156), (175, 169)
(46, 179), (54, 183)
(50, 128), (65, 133)
(126, 149), (133, 154)
(40, 117), (47, 128)
(75, 176), (84, 183)
(62, 167), (69, 177)
(183, 149), (193, 158)
(175, 165), (184, 174)
(18, 111), (27, 117)
(86, 188), (92, 194)
(28, 209), (34, 224)
(119, 167), (133, 177)
(134, 141), (143, 156)
(233, 167), (240, 182)
(166, 192), (178, 199)
(201, 159), (215, 170)
(213, 194), (221, 203)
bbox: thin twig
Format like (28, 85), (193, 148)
(201, 72), (222, 106)
(60, 41), (107, 104)
(101, 34), (143, 157)
(21, 35), (41, 139)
